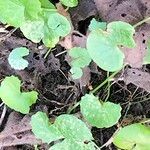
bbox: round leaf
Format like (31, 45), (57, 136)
(60, 0), (78, 7)
(8, 47), (29, 70)
(31, 112), (63, 143)
(20, 20), (44, 43)
(113, 123), (150, 150)
(87, 30), (125, 72)
(80, 94), (122, 128)
(47, 13), (71, 37)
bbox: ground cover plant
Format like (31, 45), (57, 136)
(0, 0), (150, 150)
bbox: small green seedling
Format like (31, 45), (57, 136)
(31, 111), (96, 150)
(0, 76), (38, 114)
(80, 94), (122, 128)
(8, 47), (29, 70)
(0, 0), (72, 47)
(68, 20), (136, 79)
(113, 123), (150, 150)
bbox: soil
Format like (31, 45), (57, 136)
(1, 0), (150, 150)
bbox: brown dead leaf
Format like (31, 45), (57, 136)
(124, 68), (150, 92)
(0, 112), (42, 148)
(94, 0), (144, 24)
(123, 24), (150, 68)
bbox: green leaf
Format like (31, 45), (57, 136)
(60, 0), (78, 7)
(70, 67), (83, 79)
(80, 94), (122, 128)
(31, 112), (93, 148)
(107, 21), (136, 48)
(42, 25), (59, 48)
(113, 123), (150, 150)
(47, 13), (71, 37)
(39, 0), (56, 9)
(20, 20), (44, 43)
(69, 47), (91, 68)
(8, 47), (29, 70)
(55, 114), (93, 141)
(50, 139), (96, 150)
(87, 30), (125, 72)
(143, 40), (150, 64)
(87, 21), (135, 72)
(0, 76), (38, 114)
(89, 18), (107, 31)
(69, 47), (91, 79)
(31, 112), (63, 143)
(0, 0), (25, 27)
(20, 0), (42, 19)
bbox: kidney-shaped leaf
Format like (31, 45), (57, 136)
(87, 30), (125, 72)
(8, 47), (29, 70)
(80, 94), (122, 128)
(113, 123), (150, 150)
(0, 76), (38, 114)
(87, 21), (135, 72)
(31, 111), (63, 143)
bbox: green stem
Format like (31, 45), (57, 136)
(90, 70), (120, 94)
(133, 16), (150, 28)
(44, 48), (51, 59)
(67, 101), (80, 114)
(104, 72), (111, 102)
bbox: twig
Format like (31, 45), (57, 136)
(0, 105), (7, 127)
(133, 16), (150, 28)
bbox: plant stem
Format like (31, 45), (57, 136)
(67, 101), (80, 114)
(90, 70), (120, 94)
(44, 48), (51, 59)
(104, 72), (111, 102)
(133, 16), (150, 28)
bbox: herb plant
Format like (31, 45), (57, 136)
(0, 0), (149, 148)
(0, 76), (38, 114)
